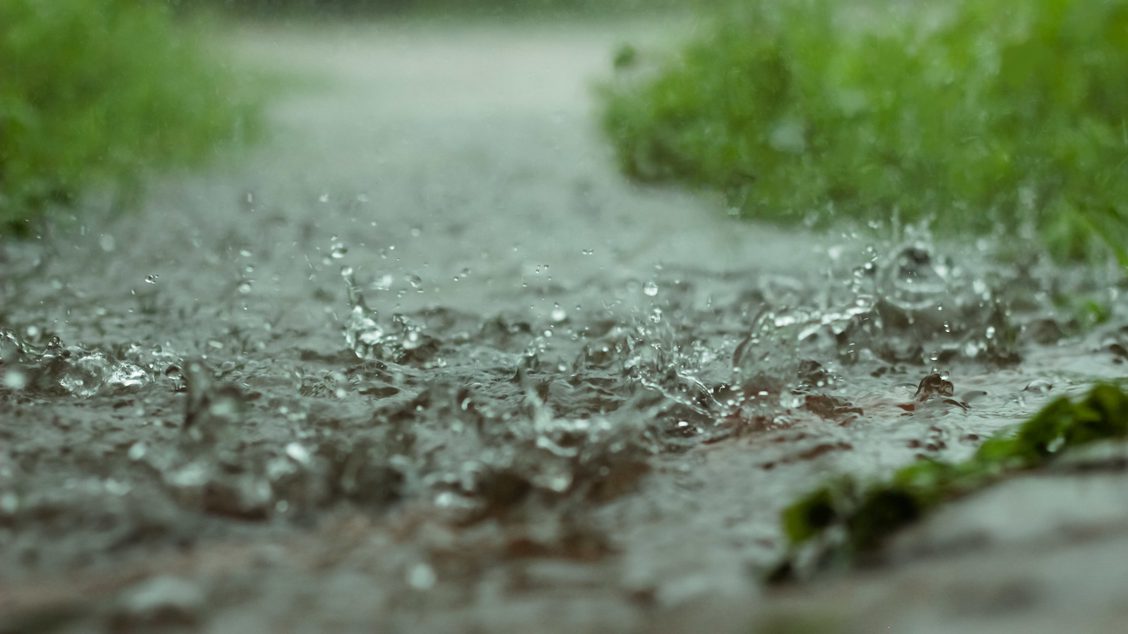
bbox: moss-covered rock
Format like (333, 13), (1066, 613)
(774, 383), (1128, 580)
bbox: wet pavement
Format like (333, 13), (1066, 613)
(2, 19), (1128, 633)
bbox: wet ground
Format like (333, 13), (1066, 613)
(3, 19), (1128, 633)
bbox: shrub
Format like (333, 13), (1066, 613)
(0, 0), (261, 234)
(601, 0), (1128, 262)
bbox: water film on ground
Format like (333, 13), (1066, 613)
(2, 20), (1127, 632)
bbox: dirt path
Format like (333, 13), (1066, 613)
(4, 18), (1128, 634)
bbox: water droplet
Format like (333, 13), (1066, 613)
(2, 369), (27, 391)
(550, 304), (567, 322)
(407, 563), (436, 590)
(0, 492), (18, 514)
(144, 274), (159, 285)
(285, 442), (312, 466)
(403, 330), (422, 349)
(373, 274), (393, 290)
(330, 239), (348, 259)
(643, 281), (659, 297)
(117, 576), (204, 625)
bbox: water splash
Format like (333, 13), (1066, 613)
(0, 328), (153, 398)
(0, 225), (1121, 592)
(341, 266), (438, 365)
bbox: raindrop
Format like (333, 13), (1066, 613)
(407, 563), (436, 590)
(372, 274), (393, 290)
(330, 239), (348, 259)
(403, 330), (422, 350)
(285, 442), (312, 466)
(0, 492), (18, 514)
(643, 281), (659, 297)
(116, 576), (204, 625)
(2, 369), (27, 391)
(550, 304), (567, 322)
(144, 274), (159, 284)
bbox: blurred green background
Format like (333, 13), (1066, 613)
(0, 0), (694, 235)
(602, 0), (1128, 263)
(181, 0), (688, 15)
(4, 0), (1126, 267)
(0, 0), (262, 234)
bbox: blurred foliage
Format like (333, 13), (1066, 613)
(601, 0), (1128, 263)
(772, 383), (1128, 581)
(0, 0), (262, 234)
(180, 0), (692, 17)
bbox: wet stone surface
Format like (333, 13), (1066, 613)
(2, 20), (1128, 633)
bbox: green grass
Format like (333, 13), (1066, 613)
(601, 0), (1128, 262)
(180, 0), (705, 19)
(772, 383), (1128, 581)
(0, 0), (262, 234)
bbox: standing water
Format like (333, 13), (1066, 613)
(1, 21), (1126, 633)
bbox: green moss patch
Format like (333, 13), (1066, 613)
(601, 0), (1128, 262)
(773, 383), (1128, 581)
(0, 0), (262, 234)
